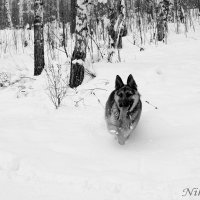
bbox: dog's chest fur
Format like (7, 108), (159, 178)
(109, 100), (141, 131)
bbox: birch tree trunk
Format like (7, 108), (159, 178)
(156, 0), (171, 41)
(5, 0), (12, 28)
(27, 0), (33, 29)
(107, 0), (126, 49)
(57, 0), (60, 24)
(19, 0), (23, 27)
(174, 0), (179, 33)
(34, 0), (44, 76)
(0, 0), (4, 29)
(69, 0), (93, 88)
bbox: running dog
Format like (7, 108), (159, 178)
(105, 74), (142, 145)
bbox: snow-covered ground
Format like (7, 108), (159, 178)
(0, 24), (200, 200)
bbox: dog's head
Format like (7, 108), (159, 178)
(114, 74), (139, 110)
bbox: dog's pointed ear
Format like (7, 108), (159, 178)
(115, 75), (124, 90)
(127, 74), (137, 90)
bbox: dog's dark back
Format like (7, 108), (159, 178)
(105, 90), (115, 119)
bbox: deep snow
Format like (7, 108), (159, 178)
(0, 24), (200, 200)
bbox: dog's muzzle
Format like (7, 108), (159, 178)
(119, 99), (133, 108)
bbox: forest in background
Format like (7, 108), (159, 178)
(0, 0), (199, 30)
(0, 0), (71, 29)
(0, 0), (200, 108)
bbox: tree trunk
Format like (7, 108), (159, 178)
(69, 0), (92, 88)
(5, 0), (12, 28)
(34, 0), (44, 76)
(107, 0), (126, 49)
(70, 0), (77, 35)
(0, 0), (4, 29)
(174, 0), (179, 33)
(57, 0), (60, 24)
(11, 0), (20, 28)
(156, 0), (171, 41)
(27, 0), (33, 29)
(137, 0), (143, 45)
(19, 0), (23, 27)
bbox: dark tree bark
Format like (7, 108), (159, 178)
(198, 0), (200, 12)
(34, 0), (44, 76)
(70, 0), (77, 35)
(11, 0), (20, 28)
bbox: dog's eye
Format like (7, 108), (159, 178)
(126, 92), (132, 98)
(118, 92), (123, 98)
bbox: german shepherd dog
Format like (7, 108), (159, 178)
(105, 74), (142, 145)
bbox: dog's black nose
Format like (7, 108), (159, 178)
(119, 99), (131, 108)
